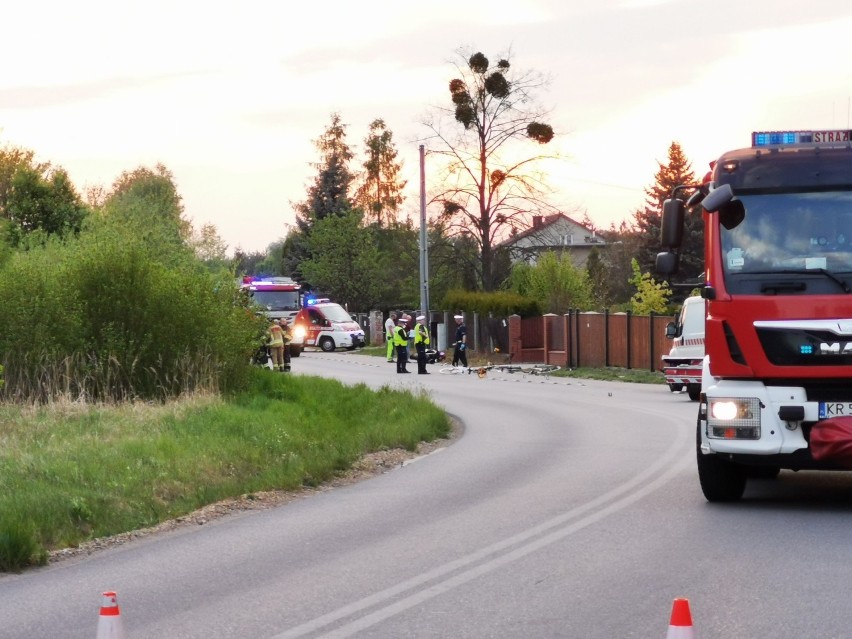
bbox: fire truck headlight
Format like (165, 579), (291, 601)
(710, 400), (739, 421)
(707, 397), (761, 439)
(293, 326), (306, 340)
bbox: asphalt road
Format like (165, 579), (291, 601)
(3, 352), (852, 638)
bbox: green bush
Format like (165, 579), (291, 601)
(0, 216), (263, 402)
(443, 289), (540, 317)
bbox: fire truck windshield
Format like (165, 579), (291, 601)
(721, 191), (852, 292)
(250, 290), (300, 311)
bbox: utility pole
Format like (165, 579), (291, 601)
(419, 145), (430, 315)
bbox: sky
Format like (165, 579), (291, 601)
(3, 0), (852, 255)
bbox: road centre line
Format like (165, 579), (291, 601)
(270, 407), (691, 639)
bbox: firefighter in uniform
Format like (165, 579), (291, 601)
(414, 315), (430, 374)
(394, 316), (410, 373)
(267, 319), (285, 371)
(281, 317), (293, 372)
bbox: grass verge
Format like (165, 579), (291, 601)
(0, 368), (450, 572)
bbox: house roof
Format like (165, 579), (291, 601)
(497, 213), (603, 248)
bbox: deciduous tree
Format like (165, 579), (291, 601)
(300, 210), (381, 310)
(508, 250), (592, 314)
(4, 166), (88, 247)
(423, 49), (557, 291)
(628, 258), (671, 314)
(0, 146), (87, 247)
(99, 164), (190, 260)
(189, 222), (229, 265)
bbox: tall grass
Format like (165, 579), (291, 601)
(0, 368), (450, 572)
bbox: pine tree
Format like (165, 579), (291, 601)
(287, 114), (357, 288)
(354, 119), (406, 227)
(294, 113), (355, 233)
(632, 142), (701, 284)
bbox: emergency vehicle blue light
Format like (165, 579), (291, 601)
(752, 130), (852, 147)
(800, 344), (814, 355)
(753, 131), (800, 146)
(306, 297), (317, 306)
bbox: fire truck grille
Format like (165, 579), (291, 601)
(757, 328), (852, 367)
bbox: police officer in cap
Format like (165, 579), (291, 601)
(394, 315), (411, 373)
(414, 315), (431, 374)
(452, 314), (468, 367)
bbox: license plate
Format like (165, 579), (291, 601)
(819, 402), (852, 419)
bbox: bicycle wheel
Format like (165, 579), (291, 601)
(439, 366), (464, 375)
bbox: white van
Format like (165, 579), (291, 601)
(292, 301), (366, 352)
(662, 295), (705, 401)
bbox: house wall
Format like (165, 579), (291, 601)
(506, 216), (605, 268)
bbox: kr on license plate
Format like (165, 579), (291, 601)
(819, 402), (852, 419)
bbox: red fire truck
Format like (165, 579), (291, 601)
(658, 129), (852, 501)
(241, 277), (304, 356)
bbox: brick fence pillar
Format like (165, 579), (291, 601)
(509, 314), (522, 363)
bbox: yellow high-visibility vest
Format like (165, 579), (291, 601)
(414, 323), (430, 345)
(393, 325), (408, 346)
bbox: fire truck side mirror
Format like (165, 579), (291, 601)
(718, 200), (746, 230)
(665, 320), (679, 339)
(656, 251), (679, 276)
(701, 183), (733, 212)
(660, 198), (684, 249)
(699, 181), (744, 229)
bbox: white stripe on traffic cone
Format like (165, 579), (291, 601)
(666, 597), (695, 638)
(96, 591), (126, 639)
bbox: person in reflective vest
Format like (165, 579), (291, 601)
(385, 311), (398, 363)
(414, 315), (431, 375)
(394, 316), (410, 373)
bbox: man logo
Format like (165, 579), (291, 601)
(819, 342), (852, 355)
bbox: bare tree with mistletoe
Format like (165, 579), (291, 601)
(422, 49), (557, 291)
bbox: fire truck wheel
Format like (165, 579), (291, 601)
(687, 385), (701, 401)
(291, 347), (301, 358)
(696, 420), (746, 502)
(319, 337), (335, 352)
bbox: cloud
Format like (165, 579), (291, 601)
(0, 71), (211, 110)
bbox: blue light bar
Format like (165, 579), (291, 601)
(752, 130), (852, 147)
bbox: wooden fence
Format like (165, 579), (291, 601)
(505, 311), (672, 371)
(366, 310), (674, 372)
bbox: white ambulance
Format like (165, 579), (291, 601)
(662, 295), (705, 401)
(292, 300), (366, 352)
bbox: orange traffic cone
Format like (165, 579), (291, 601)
(666, 598), (695, 638)
(96, 591), (126, 639)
